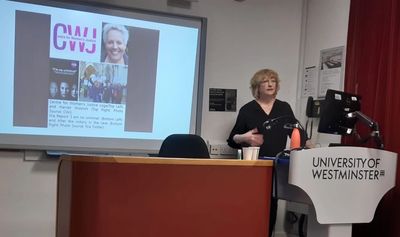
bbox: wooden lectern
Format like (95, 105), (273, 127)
(279, 147), (397, 237)
(56, 156), (273, 237)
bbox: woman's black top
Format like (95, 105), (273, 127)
(227, 99), (295, 157)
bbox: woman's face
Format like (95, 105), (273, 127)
(105, 29), (126, 63)
(258, 76), (278, 97)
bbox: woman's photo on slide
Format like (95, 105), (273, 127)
(101, 23), (130, 65)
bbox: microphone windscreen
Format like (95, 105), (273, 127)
(290, 128), (301, 149)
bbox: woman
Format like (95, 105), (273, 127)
(227, 68), (300, 157)
(102, 24), (129, 65)
(227, 68), (307, 237)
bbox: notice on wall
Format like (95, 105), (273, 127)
(318, 46), (345, 98)
(209, 88), (237, 112)
(301, 66), (317, 98)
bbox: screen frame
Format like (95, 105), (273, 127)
(0, 0), (207, 155)
(318, 89), (361, 135)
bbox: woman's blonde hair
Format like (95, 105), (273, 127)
(250, 68), (280, 99)
(103, 23), (130, 45)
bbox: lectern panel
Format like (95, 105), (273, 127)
(57, 157), (273, 237)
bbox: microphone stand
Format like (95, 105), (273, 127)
(347, 111), (384, 149)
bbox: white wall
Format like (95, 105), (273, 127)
(83, 0), (304, 145)
(0, 1), (350, 237)
(199, 0), (303, 144)
(279, 1), (350, 236)
(0, 151), (58, 237)
(296, 0), (351, 147)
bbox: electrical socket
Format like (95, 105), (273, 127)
(209, 144), (236, 156)
(210, 144), (220, 155)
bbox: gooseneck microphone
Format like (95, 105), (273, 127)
(263, 115), (308, 149)
(262, 115), (294, 130)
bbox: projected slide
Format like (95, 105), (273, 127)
(0, 0), (202, 150)
(13, 10), (158, 134)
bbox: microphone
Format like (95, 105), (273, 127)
(283, 122), (301, 129)
(263, 115), (295, 130)
(263, 115), (308, 149)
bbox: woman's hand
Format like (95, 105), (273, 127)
(233, 128), (263, 147)
(305, 139), (315, 148)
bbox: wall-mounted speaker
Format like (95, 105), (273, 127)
(167, 0), (198, 9)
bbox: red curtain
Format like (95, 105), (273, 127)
(345, 0), (400, 236)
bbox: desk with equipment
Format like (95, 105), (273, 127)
(55, 89), (397, 237)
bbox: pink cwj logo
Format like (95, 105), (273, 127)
(53, 23), (97, 54)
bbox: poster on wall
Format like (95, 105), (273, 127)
(301, 66), (317, 98)
(209, 88), (237, 112)
(318, 46), (345, 98)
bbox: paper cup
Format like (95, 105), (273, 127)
(242, 147), (253, 160)
(242, 147), (260, 160)
(251, 147), (260, 160)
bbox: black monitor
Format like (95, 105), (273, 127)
(318, 89), (361, 135)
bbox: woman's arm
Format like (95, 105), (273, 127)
(232, 128), (263, 147)
(227, 106), (264, 148)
